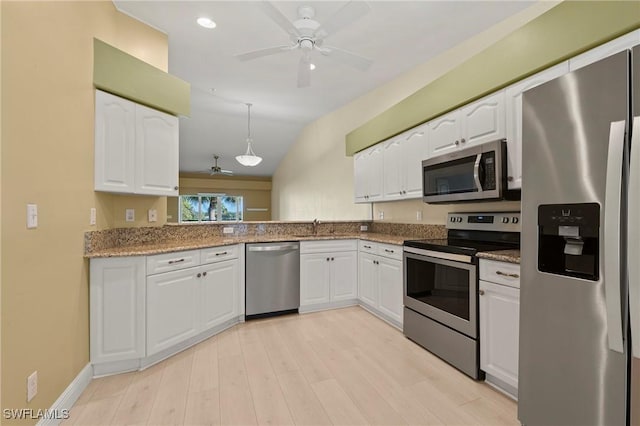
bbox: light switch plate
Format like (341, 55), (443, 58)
(148, 209), (157, 222)
(379, 211), (384, 220)
(223, 227), (234, 234)
(125, 209), (135, 222)
(27, 204), (38, 229)
(416, 210), (423, 221)
(27, 371), (37, 402)
(360, 225), (368, 231)
(90, 208), (97, 226)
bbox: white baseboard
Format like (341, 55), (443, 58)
(36, 363), (93, 426)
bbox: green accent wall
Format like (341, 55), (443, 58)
(346, 1), (640, 156)
(93, 38), (191, 116)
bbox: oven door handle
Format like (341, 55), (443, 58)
(473, 154), (483, 192)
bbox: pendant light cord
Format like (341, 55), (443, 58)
(246, 103), (252, 140)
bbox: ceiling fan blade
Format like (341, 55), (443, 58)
(315, 1), (370, 39)
(235, 45), (294, 62)
(260, 2), (301, 39)
(297, 54), (311, 88)
(221, 170), (234, 176)
(320, 45), (372, 71)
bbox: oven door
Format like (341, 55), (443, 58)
(403, 248), (477, 338)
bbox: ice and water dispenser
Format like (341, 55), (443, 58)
(538, 203), (600, 281)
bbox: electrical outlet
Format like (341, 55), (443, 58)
(360, 225), (368, 231)
(90, 208), (97, 226)
(379, 211), (384, 220)
(416, 210), (423, 221)
(223, 227), (234, 234)
(27, 371), (37, 402)
(148, 209), (157, 222)
(27, 204), (38, 229)
(125, 209), (135, 222)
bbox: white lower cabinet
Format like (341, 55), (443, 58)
(479, 259), (520, 398)
(90, 244), (242, 375)
(300, 240), (358, 311)
(147, 267), (201, 356)
(358, 241), (403, 327)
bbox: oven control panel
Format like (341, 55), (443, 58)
(447, 212), (521, 232)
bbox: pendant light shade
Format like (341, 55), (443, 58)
(236, 103), (262, 167)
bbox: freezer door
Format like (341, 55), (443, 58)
(519, 50), (629, 425)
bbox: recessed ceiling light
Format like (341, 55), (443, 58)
(209, 88), (217, 93)
(310, 63), (316, 71)
(197, 17), (216, 29)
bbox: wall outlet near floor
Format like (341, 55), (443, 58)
(27, 371), (37, 402)
(223, 227), (234, 234)
(148, 209), (157, 223)
(416, 210), (423, 221)
(378, 211), (384, 220)
(27, 204), (38, 229)
(90, 207), (97, 226)
(125, 209), (135, 222)
(360, 225), (368, 231)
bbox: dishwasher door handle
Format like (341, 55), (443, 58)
(248, 244), (299, 252)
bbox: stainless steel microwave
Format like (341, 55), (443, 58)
(422, 139), (509, 203)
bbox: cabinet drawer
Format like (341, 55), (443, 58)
(479, 259), (520, 288)
(147, 249), (200, 275)
(201, 245), (239, 264)
(301, 239), (358, 254)
(377, 243), (402, 261)
(359, 240), (378, 254)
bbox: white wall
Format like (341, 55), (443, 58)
(272, 1), (557, 222)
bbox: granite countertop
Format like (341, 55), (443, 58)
(476, 249), (521, 264)
(85, 232), (409, 258)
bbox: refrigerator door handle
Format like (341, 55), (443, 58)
(604, 120), (626, 353)
(628, 117), (640, 359)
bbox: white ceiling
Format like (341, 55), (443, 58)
(114, 1), (534, 176)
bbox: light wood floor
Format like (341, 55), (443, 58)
(64, 306), (518, 426)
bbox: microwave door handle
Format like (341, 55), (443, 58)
(473, 154), (482, 191)
(628, 117), (640, 359)
(604, 120), (626, 353)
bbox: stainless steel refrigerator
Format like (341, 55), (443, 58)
(520, 46), (640, 425)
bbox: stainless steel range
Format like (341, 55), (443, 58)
(403, 212), (520, 379)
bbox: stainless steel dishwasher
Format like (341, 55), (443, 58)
(245, 242), (300, 319)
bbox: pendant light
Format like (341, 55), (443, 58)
(236, 103), (262, 167)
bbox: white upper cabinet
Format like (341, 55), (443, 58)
(570, 29), (640, 71)
(428, 109), (461, 158)
(382, 124), (428, 201)
(95, 90), (136, 193)
(505, 62), (569, 189)
(460, 91), (506, 148)
(354, 144), (384, 203)
(135, 104), (179, 196)
(95, 90), (179, 197)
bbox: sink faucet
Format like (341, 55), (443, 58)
(312, 218), (321, 235)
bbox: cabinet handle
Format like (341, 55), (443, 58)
(496, 270), (520, 278)
(384, 249), (394, 253)
(203, 272), (207, 277)
(364, 245), (372, 249)
(461, 138), (466, 144)
(479, 289), (485, 295)
(331, 257), (334, 261)
(168, 258), (185, 265)
(326, 257), (330, 261)
(455, 140), (460, 146)
(507, 176), (514, 182)
(197, 273), (202, 278)
(215, 251), (228, 256)
(174, 186), (179, 190)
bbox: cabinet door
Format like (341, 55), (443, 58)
(460, 91), (505, 148)
(300, 254), (331, 306)
(428, 110), (461, 158)
(479, 280), (520, 391)
(377, 258), (403, 324)
(353, 150), (368, 203)
(403, 125), (428, 198)
(201, 259), (239, 330)
(94, 90), (136, 193)
(147, 267), (200, 356)
(367, 144), (384, 201)
(505, 62), (569, 189)
(90, 257), (145, 363)
(358, 252), (378, 307)
(383, 137), (404, 200)
(331, 251), (358, 301)
(135, 104), (179, 196)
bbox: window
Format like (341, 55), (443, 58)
(179, 194), (243, 223)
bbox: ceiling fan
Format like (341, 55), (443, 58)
(208, 155), (233, 176)
(235, 1), (373, 88)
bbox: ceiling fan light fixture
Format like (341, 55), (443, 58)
(236, 104), (263, 167)
(197, 17), (216, 29)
